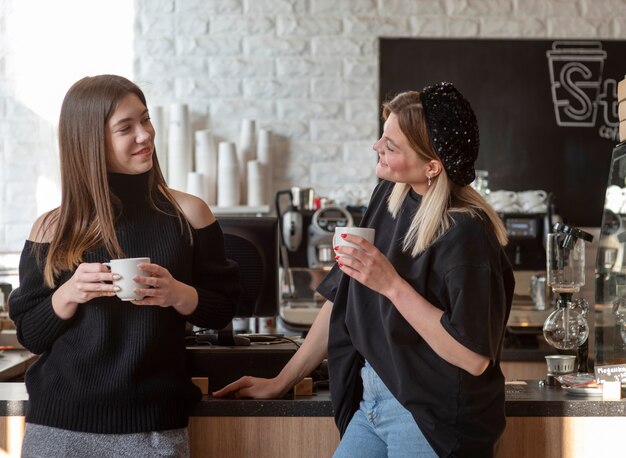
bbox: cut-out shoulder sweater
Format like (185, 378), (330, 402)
(8, 172), (241, 434)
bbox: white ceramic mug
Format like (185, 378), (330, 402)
(605, 185), (624, 213)
(103, 257), (151, 301)
(487, 190), (517, 211)
(517, 190), (548, 212)
(333, 227), (376, 259)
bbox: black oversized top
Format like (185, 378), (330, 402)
(8, 172), (241, 434)
(317, 180), (514, 457)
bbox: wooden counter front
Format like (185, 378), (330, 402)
(3, 381), (626, 457)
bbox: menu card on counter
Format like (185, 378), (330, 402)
(594, 364), (626, 384)
(595, 364), (626, 400)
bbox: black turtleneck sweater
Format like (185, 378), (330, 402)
(8, 172), (241, 434)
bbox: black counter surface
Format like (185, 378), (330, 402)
(2, 380), (626, 418)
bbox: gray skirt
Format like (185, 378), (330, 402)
(21, 423), (190, 458)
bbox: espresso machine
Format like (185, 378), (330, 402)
(307, 206), (353, 268)
(275, 188), (363, 330)
(500, 212), (551, 271)
(275, 187), (315, 254)
(497, 195), (563, 352)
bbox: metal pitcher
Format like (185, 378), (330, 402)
(530, 272), (549, 310)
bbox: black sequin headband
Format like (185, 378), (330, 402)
(420, 82), (479, 187)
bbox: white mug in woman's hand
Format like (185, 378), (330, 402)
(103, 257), (151, 301)
(333, 227), (376, 259)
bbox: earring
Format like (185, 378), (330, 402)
(428, 176), (432, 187)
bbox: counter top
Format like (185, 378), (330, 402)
(0, 350), (37, 382)
(2, 380), (626, 419)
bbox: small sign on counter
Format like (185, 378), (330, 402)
(594, 364), (625, 400)
(594, 363), (626, 384)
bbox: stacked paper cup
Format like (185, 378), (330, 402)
(149, 105), (168, 180)
(187, 172), (209, 203)
(256, 128), (272, 205)
(194, 129), (217, 205)
(217, 141), (240, 207)
(237, 119), (256, 205)
(247, 160), (267, 207)
(619, 76), (626, 142)
(168, 103), (192, 191)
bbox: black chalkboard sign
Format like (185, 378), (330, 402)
(379, 38), (626, 226)
(595, 363), (626, 383)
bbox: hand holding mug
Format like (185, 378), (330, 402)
(52, 262), (120, 319)
(59, 262), (120, 303)
(103, 258), (197, 312)
(129, 262), (197, 310)
(333, 227), (402, 297)
(333, 227), (376, 259)
(103, 257), (151, 301)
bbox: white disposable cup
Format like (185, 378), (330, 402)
(103, 257), (151, 301)
(333, 227), (376, 259)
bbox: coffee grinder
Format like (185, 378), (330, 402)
(275, 187), (315, 253)
(275, 187), (315, 298)
(307, 206), (353, 268)
(543, 223), (594, 374)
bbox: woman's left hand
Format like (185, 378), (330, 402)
(334, 234), (400, 298)
(130, 262), (193, 309)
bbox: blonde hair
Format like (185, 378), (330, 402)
(38, 75), (190, 287)
(384, 91), (508, 257)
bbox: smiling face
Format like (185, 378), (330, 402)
(373, 112), (436, 195)
(105, 93), (155, 175)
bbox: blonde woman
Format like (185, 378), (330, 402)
(9, 75), (240, 457)
(215, 82), (514, 457)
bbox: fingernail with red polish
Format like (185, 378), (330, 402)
(333, 246), (339, 250)
(338, 264), (344, 268)
(335, 256), (339, 260)
(341, 234), (347, 239)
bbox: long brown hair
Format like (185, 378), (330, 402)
(38, 75), (188, 287)
(384, 91), (508, 256)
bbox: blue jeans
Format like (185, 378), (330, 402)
(333, 361), (437, 458)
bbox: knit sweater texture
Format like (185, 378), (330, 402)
(8, 172), (241, 434)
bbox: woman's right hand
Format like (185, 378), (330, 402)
(212, 376), (289, 399)
(213, 300), (334, 400)
(52, 262), (119, 319)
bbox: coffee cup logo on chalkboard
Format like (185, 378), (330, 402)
(547, 41), (607, 127)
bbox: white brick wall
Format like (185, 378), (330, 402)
(1, 0), (625, 252)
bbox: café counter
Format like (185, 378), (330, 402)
(1, 381), (625, 458)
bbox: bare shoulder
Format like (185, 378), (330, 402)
(168, 188), (216, 229)
(28, 210), (57, 243)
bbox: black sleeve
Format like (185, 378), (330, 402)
(437, 215), (514, 361)
(8, 242), (74, 354)
(185, 222), (242, 329)
(440, 264), (510, 361)
(316, 264), (342, 303)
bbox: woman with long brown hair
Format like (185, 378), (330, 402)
(9, 74), (240, 457)
(215, 82), (514, 457)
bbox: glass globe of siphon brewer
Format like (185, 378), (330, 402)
(543, 224), (594, 350)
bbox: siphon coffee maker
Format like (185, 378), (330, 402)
(543, 223), (594, 374)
